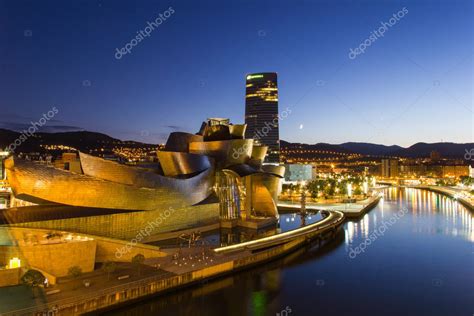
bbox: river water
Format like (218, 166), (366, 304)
(106, 187), (473, 316)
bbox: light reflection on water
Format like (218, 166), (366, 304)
(345, 187), (473, 246)
(153, 212), (324, 249)
(108, 187), (473, 316)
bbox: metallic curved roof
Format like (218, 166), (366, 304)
(157, 151), (212, 177)
(6, 156), (214, 211)
(189, 139), (253, 167)
(262, 165), (285, 178)
(164, 132), (203, 152)
(223, 164), (262, 178)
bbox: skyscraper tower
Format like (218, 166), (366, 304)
(245, 72), (280, 163)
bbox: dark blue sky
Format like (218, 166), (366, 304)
(1, 0), (472, 146)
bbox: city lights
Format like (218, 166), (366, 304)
(9, 257), (21, 269)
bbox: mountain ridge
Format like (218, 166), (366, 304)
(0, 129), (471, 158)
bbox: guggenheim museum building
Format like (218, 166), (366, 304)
(2, 118), (285, 241)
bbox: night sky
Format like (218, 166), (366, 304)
(1, 0), (472, 146)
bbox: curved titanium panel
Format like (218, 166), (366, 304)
(79, 152), (214, 197)
(251, 146), (268, 162)
(196, 121), (207, 136)
(250, 174), (278, 217)
(6, 156), (214, 211)
(80, 152), (158, 187)
(260, 173), (282, 205)
(223, 164), (262, 178)
(165, 132), (203, 152)
(229, 124), (247, 139)
(203, 125), (231, 141)
(157, 152), (211, 177)
(262, 165), (285, 178)
(189, 139), (253, 167)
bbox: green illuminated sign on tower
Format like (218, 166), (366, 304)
(246, 74), (264, 80)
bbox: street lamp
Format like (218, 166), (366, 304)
(9, 257), (21, 269)
(347, 183), (352, 199)
(363, 181), (368, 195)
(299, 180), (307, 215)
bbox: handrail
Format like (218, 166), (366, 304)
(2, 211), (345, 315)
(1, 271), (192, 315)
(214, 211), (344, 254)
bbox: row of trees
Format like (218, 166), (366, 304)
(283, 175), (371, 200)
(459, 176), (473, 187)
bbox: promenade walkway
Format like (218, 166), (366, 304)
(411, 185), (474, 211)
(278, 194), (382, 218)
(0, 211), (345, 316)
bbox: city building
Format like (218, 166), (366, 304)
(244, 72), (280, 163)
(381, 159), (399, 178)
(284, 164), (313, 182)
(3, 118), (285, 240)
(399, 164), (427, 178)
(0, 151), (10, 209)
(53, 152), (82, 173)
(442, 165), (469, 178)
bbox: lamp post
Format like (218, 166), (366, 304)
(347, 183), (352, 201)
(363, 180), (368, 196)
(300, 180), (307, 215)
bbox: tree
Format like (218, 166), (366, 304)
(324, 179), (336, 197)
(21, 269), (45, 287)
(131, 254), (145, 276)
(354, 186), (362, 196)
(102, 261), (117, 280)
(307, 180), (322, 200)
(68, 266), (82, 279)
(460, 176), (473, 186)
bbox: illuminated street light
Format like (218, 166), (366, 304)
(363, 181), (368, 195)
(9, 257), (21, 269)
(347, 183), (352, 198)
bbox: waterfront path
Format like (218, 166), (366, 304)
(278, 194), (382, 218)
(0, 211), (345, 316)
(411, 185), (474, 211)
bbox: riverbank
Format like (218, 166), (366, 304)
(411, 185), (474, 211)
(95, 187), (474, 316)
(0, 211), (345, 316)
(278, 194), (382, 219)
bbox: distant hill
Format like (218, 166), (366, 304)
(280, 140), (352, 153)
(1, 128), (470, 159)
(339, 142), (403, 156)
(390, 142), (472, 158)
(281, 139), (473, 159)
(0, 129), (156, 153)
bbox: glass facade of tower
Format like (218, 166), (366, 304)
(245, 72), (280, 163)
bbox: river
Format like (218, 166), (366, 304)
(105, 187), (473, 316)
